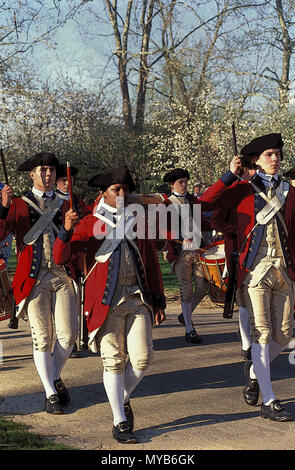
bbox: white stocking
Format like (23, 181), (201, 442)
(251, 342), (276, 405)
(123, 360), (146, 404)
(239, 307), (251, 350)
(181, 301), (193, 333)
(33, 350), (57, 399)
(103, 370), (126, 426)
(52, 340), (73, 381)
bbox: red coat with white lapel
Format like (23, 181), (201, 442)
(0, 193), (69, 315)
(198, 171), (295, 288)
(53, 214), (166, 340)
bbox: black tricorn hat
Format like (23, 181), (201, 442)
(241, 133), (284, 157)
(88, 165), (136, 192)
(56, 163), (79, 179)
(17, 152), (60, 171)
(283, 167), (295, 179)
(163, 168), (190, 183)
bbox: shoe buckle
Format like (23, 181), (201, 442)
(49, 395), (59, 404)
(273, 401), (284, 412)
(118, 422), (130, 432)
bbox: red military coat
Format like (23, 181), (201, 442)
(53, 213), (166, 342)
(0, 193), (69, 315)
(199, 171), (295, 288)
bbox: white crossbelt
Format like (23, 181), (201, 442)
(21, 195), (62, 245)
(250, 180), (289, 235)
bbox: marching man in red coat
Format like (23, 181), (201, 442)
(53, 165), (166, 444)
(0, 152), (78, 414)
(199, 133), (295, 422)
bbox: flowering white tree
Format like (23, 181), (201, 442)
(145, 85), (295, 191)
(0, 78), (131, 197)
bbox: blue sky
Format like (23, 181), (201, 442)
(31, 19), (114, 91)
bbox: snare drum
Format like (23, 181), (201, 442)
(200, 241), (227, 303)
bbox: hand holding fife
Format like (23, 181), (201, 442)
(64, 208), (79, 232)
(1, 184), (14, 208)
(230, 155), (242, 176)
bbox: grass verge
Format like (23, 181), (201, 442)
(0, 415), (74, 450)
(158, 254), (179, 292)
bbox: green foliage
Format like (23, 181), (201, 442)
(158, 254), (179, 292)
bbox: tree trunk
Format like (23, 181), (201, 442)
(105, 0), (134, 130)
(276, 0), (292, 112)
(135, 0), (155, 133)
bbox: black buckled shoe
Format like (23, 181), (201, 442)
(261, 400), (294, 422)
(243, 360), (259, 406)
(112, 421), (138, 444)
(185, 328), (202, 344)
(124, 401), (134, 431)
(45, 394), (64, 414)
(54, 378), (71, 406)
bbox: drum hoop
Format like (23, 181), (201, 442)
(200, 257), (225, 264)
(199, 240), (225, 263)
